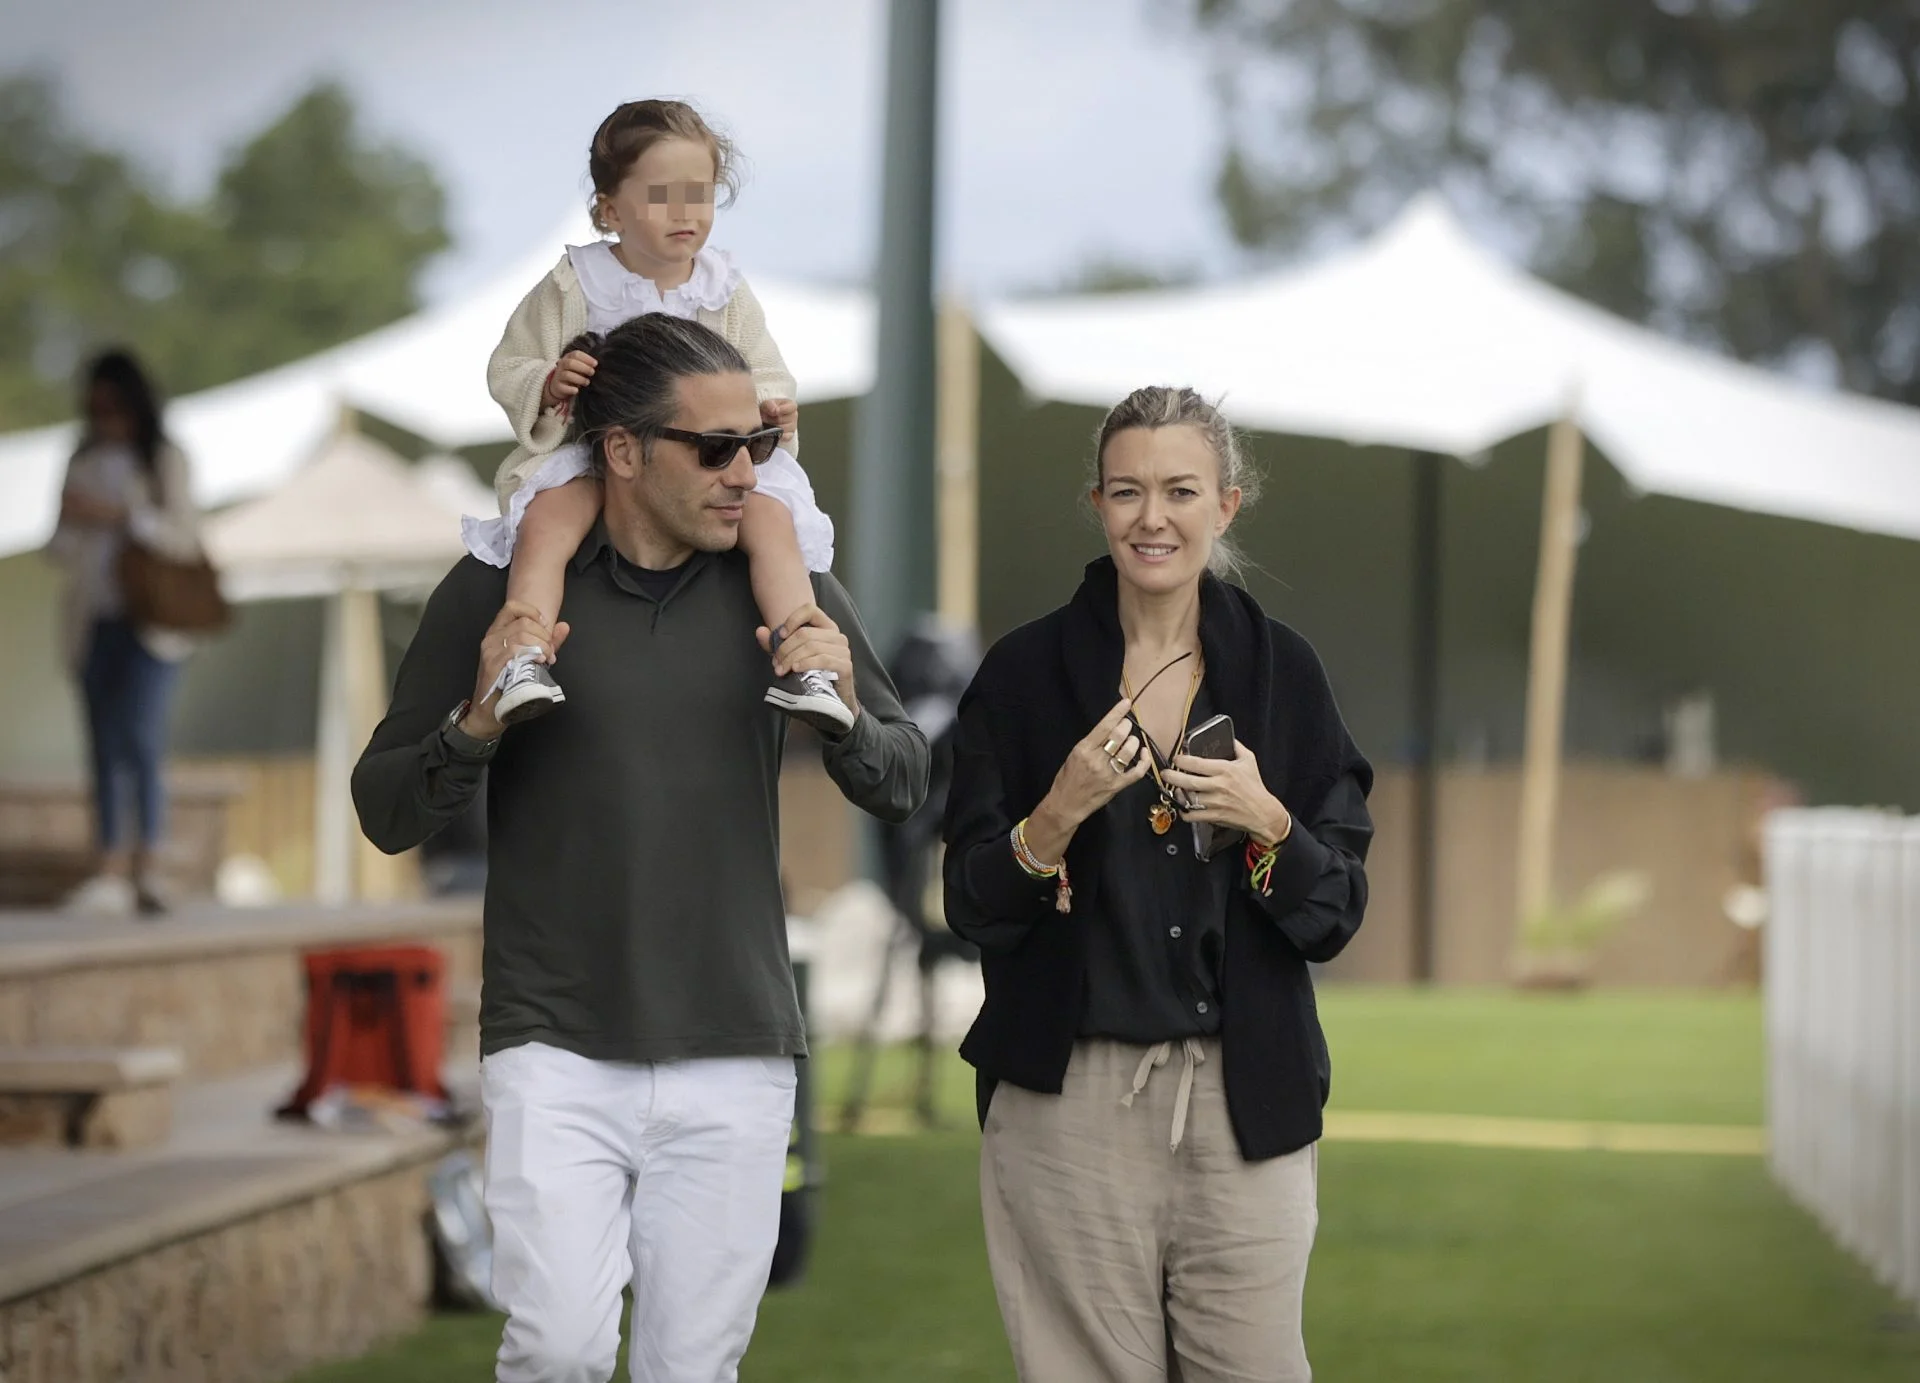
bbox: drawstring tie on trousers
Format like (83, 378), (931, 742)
(1119, 1037), (1206, 1153)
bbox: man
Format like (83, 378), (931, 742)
(353, 314), (928, 1383)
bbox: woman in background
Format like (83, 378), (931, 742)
(46, 349), (204, 916)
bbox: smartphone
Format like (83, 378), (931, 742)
(1184, 713), (1235, 763)
(1182, 713), (1241, 860)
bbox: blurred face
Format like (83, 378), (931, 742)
(597, 137), (717, 277)
(1093, 425), (1241, 596)
(86, 381), (135, 444)
(603, 371), (761, 559)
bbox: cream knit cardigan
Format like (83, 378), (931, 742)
(485, 252), (799, 513)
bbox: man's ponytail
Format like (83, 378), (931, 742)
(564, 317), (749, 472)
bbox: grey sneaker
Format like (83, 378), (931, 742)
(765, 668), (855, 737)
(494, 648), (565, 725)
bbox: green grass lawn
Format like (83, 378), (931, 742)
(802, 985), (1767, 1131)
(294, 990), (1920, 1382)
(1316, 986), (1765, 1127)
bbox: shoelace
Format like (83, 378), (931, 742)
(487, 647), (544, 698)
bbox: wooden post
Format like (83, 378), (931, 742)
(312, 587), (354, 904)
(344, 587), (416, 901)
(936, 296), (979, 629)
(1513, 416), (1585, 945)
(1409, 451), (1442, 982)
(312, 583), (415, 903)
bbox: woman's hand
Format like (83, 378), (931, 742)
(1165, 740), (1292, 847)
(1024, 699), (1150, 864)
(542, 351), (598, 411)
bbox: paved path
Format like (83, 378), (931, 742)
(850, 1105), (1766, 1156)
(1323, 1108), (1765, 1156)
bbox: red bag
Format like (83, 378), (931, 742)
(280, 944), (448, 1116)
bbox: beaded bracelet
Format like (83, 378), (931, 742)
(1011, 818), (1073, 914)
(1246, 839), (1279, 897)
(1245, 811), (1293, 898)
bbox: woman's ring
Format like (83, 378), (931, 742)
(1109, 754), (1128, 774)
(1101, 737), (1120, 756)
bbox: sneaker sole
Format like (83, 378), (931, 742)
(763, 687), (855, 736)
(498, 686), (565, 726)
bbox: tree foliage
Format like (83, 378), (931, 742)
(1185, 0), (1920, 402)
(0, 76), (448, 428)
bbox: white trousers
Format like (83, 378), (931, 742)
(481, 1041), (798, 1383)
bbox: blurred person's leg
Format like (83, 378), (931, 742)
(79, 618), (128, 861)
(979, 1041), (1177, 1383)
(1162, 1046), (1317, 1383)
(124, 637), (181, 902)
(495, 478), (599, 724)
(624, 1055), (795, 1383)
(484, 1042), (643, 1383)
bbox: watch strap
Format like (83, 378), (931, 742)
(439, 700), (499, 759)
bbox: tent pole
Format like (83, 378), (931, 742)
(849, 0), (940, 662)
(848, 0), (940, 885)
(342, 586), (412, 901)
(1409, 450), (1442, 982)
(936, 295), (979, 630)
(1513, 416), (1585, 953)
(312, 586), (353, 903)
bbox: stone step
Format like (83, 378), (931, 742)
(0, 1046), (185, 1151)
(0, 1062), (475, 1381)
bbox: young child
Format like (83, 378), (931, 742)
(466, 99), (851, 734)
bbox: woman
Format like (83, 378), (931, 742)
(45, 350), (204, 916)
(943, 386), (1373, 1382)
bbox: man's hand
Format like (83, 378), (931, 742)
(542, 351), (599, 411)
(757, 603), (857, 716)
(463, 601), (570, 741)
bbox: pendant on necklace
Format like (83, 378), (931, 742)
(1149, 799), (1176, 835)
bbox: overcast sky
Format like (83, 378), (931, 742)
(7, 0), (1249, 302)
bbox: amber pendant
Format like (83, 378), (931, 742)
(1149, 800), (1176, 835)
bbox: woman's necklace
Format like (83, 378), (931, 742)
(1121, 654), (1204, 835)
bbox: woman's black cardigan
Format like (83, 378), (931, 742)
(941, 559), (1374, 1160)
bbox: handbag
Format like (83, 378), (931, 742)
(118, 540), (231, 633)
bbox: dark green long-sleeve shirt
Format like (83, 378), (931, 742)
(352, 525), (929, 1064)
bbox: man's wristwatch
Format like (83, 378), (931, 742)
(439, 700), (500, 759)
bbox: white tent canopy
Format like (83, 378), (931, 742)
(0, 212), (876, 561)
(196, 425), (504, 904)
(202, 427), (495, 602)
(979, 196), (1920, 542)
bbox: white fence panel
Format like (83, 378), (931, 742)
(1764, 808), (1919, 1310)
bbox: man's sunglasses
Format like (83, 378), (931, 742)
(655, 425), (784, 470)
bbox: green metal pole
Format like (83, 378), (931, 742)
(849, 0), (940, 662)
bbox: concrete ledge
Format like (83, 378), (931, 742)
(0, 1086), (174, 1151)
(0, 1047), (186, 1151)
(0, 904), (484, 1079)
(0, 1126), (455, 1306)
(0, 1063), (475, 1312)
(0, 1154), (447, 1382)
(0, 900), (481, 981)
(0, 1045), (185, 1092)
